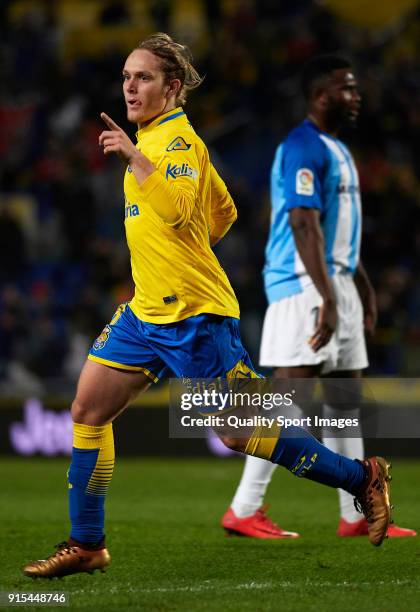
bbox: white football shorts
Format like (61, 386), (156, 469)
(259, 273), (368, 374)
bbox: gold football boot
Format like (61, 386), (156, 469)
(354, 457), (392, 546)
(23, 542), (111, 578)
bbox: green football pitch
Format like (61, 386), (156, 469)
(1, 457), (419, 611)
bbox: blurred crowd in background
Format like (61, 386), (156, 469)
(1, 0), (420, 394)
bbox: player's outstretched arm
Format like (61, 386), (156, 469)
(289, 207), (337, 352)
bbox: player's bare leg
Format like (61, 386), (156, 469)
(23, 361), (151, 578)
(71, 359), (152, 425)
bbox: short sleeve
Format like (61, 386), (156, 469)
(281, 132), (327, 212)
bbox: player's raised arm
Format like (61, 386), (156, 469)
(99, 112), (156, 180)
(99, 112), (197, 230)
(209, 164), (237, 246)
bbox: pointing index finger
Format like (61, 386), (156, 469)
(101, 112), (121, 131)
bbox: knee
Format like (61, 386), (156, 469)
(71, 397), (90, 424)
(71, 396), (110, 426)
(219, 436), (248, 453)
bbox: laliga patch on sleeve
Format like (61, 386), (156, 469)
(296, 168), (314, 196)
(166, 136), (191, 152)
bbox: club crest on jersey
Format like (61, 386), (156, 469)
(166, 162), (198, 180)
(93, 325), (111, 350)
(296, 168), (314, 196)
(166, 136), (191, 152)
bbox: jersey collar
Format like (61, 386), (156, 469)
(136, 107), (186, 140)
(304, 117), (340, 141)
(304, 118), (321, 132)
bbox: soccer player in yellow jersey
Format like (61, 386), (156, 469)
(23, 34), (392, 579)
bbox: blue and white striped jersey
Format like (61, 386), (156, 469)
(264, 119), (361, 303)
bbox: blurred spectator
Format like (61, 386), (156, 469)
(0, 207), (26, 283)
(99, 1), (131, 25)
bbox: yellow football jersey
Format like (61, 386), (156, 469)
(124, 107), (240, 323)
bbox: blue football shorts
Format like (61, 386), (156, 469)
(88, 303), (259, 382)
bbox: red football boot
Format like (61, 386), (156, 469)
(387, 524), (417, 537)
(338, 517), (417, 538)
(222, 506), (299, 539)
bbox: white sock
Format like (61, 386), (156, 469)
(231, 401), (305, 518)
(322, 403), (364, 523)
(231, 455), (278, 517)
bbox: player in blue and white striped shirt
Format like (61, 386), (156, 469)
(223, 56), (415, 540)
(265, 115), (362, 303)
